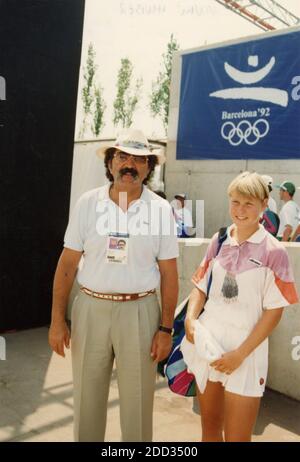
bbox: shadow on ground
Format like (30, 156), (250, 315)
(0, 327), (299, 442)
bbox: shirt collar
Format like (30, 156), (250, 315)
(98, 183), (149, 204)
(98, 183), (111, 202)
(227, 223), (267, 246)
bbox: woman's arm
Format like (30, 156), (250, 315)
(211, 308), (283, 374)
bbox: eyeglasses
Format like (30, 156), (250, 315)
(114, 151), (148, 165)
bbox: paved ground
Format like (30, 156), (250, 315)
(0, 327), (299, 442)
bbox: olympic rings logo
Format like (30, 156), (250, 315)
(221, 119), (269, 146)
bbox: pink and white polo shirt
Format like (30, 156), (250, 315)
(188, 224), (299, 396)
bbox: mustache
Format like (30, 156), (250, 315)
(119, 167), (138, 178)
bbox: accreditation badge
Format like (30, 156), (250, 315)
(106, 232), (129, 264)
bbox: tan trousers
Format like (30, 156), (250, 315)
(71, 291), (161, 442)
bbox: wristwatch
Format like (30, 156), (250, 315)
(158, 325), (173, 335)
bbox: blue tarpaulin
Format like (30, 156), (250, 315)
(177, 29), (300, 160)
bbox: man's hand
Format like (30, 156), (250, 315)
(210, 350), (245, 375)
(184, 318), (196, 344)
(282, 225), (293, 242)
(49, 320), (70, 357)
(150, 331), (172, 363)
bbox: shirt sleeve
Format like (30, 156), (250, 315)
(157, 204), (179, 260)
(64, 195), (88, 252)
(263, 246), (299, 309)
(191, 232), (219, 295)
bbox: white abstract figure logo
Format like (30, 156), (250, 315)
(209, 54), (289, 146)
(210, 55), (288, 107)
(221, 119), (269, 146)
(225, 56), (275, 84)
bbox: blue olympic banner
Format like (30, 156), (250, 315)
(176, 28), (300, 160)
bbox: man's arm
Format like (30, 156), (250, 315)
(49, 248), (83, 357)
(150, 258), (178, 363)
(158, 258), (179, 328)
(291, 224), (300, 241)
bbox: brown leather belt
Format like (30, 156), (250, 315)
(80, 287), (156, 302)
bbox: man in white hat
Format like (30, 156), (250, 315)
(173, 193), (194, 237)
(49, 128), (179, 442)
(261, 175), (277, 214)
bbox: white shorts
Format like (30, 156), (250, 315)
(184, 312), (268, 398)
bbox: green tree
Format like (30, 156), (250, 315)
(92, 85), (106, 137)
(79, 43), (106, 138)
(150, 34), (180, 135)
(113, 58), (143, 128)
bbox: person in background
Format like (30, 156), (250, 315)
(172, 193), (194, 237)
(259, 175), (280, 237)
(275, 181), (300, 241)
(183, 172), (298, 442)
(261, 175), (277, 213)
(291, 222), (300, 242)
(154, 190), (167, 200)
(293, 187), (300, 241)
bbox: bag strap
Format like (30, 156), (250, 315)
(206, 227), (227, 297)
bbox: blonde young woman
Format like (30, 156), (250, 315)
(183, 172), (299, 442)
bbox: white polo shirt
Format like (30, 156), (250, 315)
(277, 200), (300, 238)
(64, 184), (179, 293)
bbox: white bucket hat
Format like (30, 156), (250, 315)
(96, 128), (166, 165)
